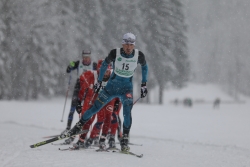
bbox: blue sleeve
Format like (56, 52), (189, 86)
(98, 59), (109, 82)
(141, 63), (148, 83)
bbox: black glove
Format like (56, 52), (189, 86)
(94, 81), (102, 93)
(76, 101), (82, 114)
(66, 61), (75, 73)
(141, 83), (148, 98)
(66, 66), (71, 73)
(114, 99), (120, 111)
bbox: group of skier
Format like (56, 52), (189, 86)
(61, 32), (148, 152)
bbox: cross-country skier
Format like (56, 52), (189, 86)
(72, 59), (114, 149)
(62, 32), (148, 152)
(62, 50), (93, 142)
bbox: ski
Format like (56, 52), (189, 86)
(59, 147), (81, 151)
(95, 146), (120, 152)
(43, 134), (59, 139)
(58, 147), (72, 151)
(63, 147), (78, 151)
(106, 147), (120, 151)
(115, 142), (143, 146)
(96, 148), (109, 152)
(95, 147), (143, 158)
(30, 130), (88, 148)
(58, 147), (93, 151)
(51, 142), (73, 146)
(113, 149), (143, 158)
(127, 142), (143, 146)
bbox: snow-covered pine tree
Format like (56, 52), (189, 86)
(168, 0), (189, 88)
(135, 0), (189, 104)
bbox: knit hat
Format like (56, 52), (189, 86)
(122, 33), (136, 45)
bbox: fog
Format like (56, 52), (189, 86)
(185, 0), (250, 98)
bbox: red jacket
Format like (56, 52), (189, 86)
(78, 70), (98, 113)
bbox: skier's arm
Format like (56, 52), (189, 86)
(66, 60), (80, 73)
(138, 51), (148, 83)
(98, 49), (116, 82)
(78, 72), (90, 101)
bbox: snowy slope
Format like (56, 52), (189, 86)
(1, 84), (250, 167)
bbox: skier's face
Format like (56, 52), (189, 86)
(123, 44), (134, 55)
(82, 55), (91, 66)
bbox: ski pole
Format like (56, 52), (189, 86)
(133, 97), (141, 106)
(61, 73), (72, 122)
(89, 93), (97, 105)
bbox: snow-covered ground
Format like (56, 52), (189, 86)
(1, 84), (250, 167)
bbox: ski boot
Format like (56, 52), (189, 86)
(61, 127), (75, 144)
(73, 138), (85, 149)
(62, 121), (83, 137)
(108, 135), (116, 148)
(64, 136), (75, 144)
(61, 127), (70, 135)
(120, 134), (130, 152)
(85, 138), (93, 148)
(99, 136), (106, 150)
(106, 130), (111, 140)
(93, 137), (99, 146)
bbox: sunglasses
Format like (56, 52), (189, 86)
(82, 54), (91, 58)
(123, 38), (135, 43)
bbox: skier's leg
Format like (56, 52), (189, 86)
(107, 112), (119, 148)
(62, 80), (81, 144)
(110, 112), (119, 135)
(66, 79), (80, 129)
(98, 103), (113, 149)
(89, 109), (105, 139)
(117, 114), (122, 141)
(120, 91), (133, 152)
(85, 96), (114, 149)
(121, 92), (133, 135)
(79, 114), (96, 141)
(85, 110), (105, 147)
(112, 100), (122, 141)
(101, 102), (114, 136)
(74, 114), (96, 149)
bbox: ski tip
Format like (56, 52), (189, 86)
(58, 148), (61, 150)
(139, 154), (143, 158)
(30, 145), (34, 148)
